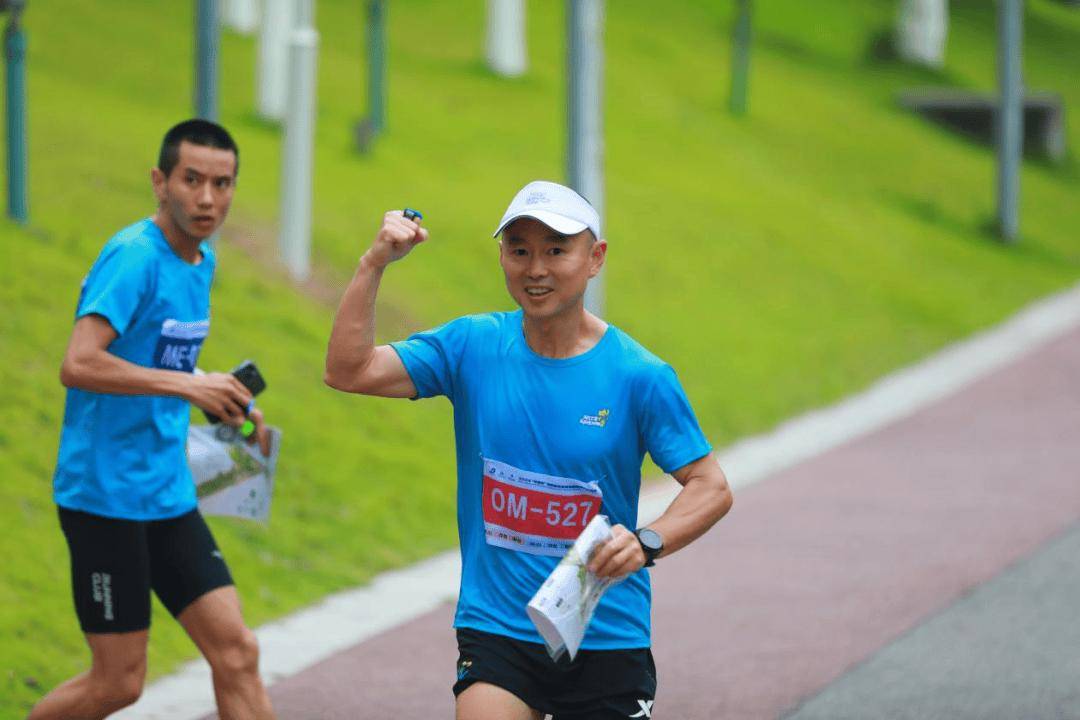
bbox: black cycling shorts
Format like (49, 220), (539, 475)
(58, 506), (234, 634)
(453, 627), (657, 720)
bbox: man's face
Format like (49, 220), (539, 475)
(499, 217), (606, 321)
(151, 141), (237, 241)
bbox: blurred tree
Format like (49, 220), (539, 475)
(896, 0), (949, 68)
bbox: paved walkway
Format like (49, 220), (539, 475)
(118, 286), (1080, 720)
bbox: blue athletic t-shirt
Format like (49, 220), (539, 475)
(392, 310), (711, 649)
(53, 218), (215, 520)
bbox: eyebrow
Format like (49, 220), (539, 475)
(505, 234), (570, 245)
(182, 167), (234, 182)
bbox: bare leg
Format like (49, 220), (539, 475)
(456, 682), (544, 720)
(177, 585), (275, 720)
(27, 631), (148, 720)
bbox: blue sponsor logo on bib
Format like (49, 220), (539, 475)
(154, 319), (209, 372)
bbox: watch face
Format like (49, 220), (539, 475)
(638, 528), (663, 553)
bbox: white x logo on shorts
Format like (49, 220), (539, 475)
(629, 699), (654, 718)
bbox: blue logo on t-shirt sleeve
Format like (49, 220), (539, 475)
(153, 319), (209, 372)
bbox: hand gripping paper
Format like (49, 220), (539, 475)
(526, 514), (621, 661)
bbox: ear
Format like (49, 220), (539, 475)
(150, 167), (167, 204)
(588, 239), (608, 278)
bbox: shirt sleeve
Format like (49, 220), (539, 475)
(75, 242), (155, 337)
(390, 316), (474, 401)
(639, 364), (713, 474)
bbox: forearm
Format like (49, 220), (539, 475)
(61, 348), (193, 399)
(325, 253), (385, 389)
(648, 458), (732, 558)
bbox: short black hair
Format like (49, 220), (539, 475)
(157, 119), (239, 178)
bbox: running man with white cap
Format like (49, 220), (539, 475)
(325, 181), (732, 719)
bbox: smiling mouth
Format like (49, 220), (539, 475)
(525, 287), (553, 297)
(193, 216), (214, 224)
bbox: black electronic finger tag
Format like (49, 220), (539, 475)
(403, 208), (423, 221)
(232, 360), (267, 396)
(203, 361), (267, 424)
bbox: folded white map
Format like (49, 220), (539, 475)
(526, 514), (620, 661)
(188, 424), (282, 523)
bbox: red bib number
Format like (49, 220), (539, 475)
(482, 458), (603, 557)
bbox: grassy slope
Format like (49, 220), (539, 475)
(2, 0), (1078, 712)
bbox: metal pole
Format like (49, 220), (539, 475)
(996, 0), (1022, 243)
(354, 0), (385, 152)
(567, 0), (605, 317)
(5, 0), (27, 223)
(367, 0), (386, 134)
(222, 0), (259, 35)
(729, 0), (751, 116)
(195, 0), (220, 120)
(486, 0), (527, 77)
(279, 0), (318, 281)
(256, 0), (293, 121)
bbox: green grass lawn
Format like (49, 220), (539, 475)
(3, 0), (1079, 713)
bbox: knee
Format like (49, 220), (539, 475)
(210, 628), (261, 678)
(92, 670), (144, 712)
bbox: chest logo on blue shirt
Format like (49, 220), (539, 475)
(154, 318), (209, 372)
(579, 408), (610, 428)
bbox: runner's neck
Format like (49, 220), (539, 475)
(522, 309), (608, 359)
(152, 213), (205, 265)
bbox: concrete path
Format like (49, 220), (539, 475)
(785, 521), (1080, 720)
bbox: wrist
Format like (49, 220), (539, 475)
(358, 250), (389, 275)
(171, 371), (197, 402)
(635, 527), (664, 567)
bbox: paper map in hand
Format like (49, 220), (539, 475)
(526, 514), (619, 661)
(188, 424), (282, 523)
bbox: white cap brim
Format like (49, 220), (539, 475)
(492, 209), (589, 238)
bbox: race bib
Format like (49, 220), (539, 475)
(482, 457), (603, 557)
(153, 319), (209, 372)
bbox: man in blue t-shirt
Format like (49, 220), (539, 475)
(30, 121), (276, 720)
(325, 181), (734, 719)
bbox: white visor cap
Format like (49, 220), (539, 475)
(492, 180), (601, 240)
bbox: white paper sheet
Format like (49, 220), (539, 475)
(526, 514), (620, 661)
(188, 424), (282, 523)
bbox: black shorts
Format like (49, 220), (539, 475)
(453, 628), (657, 719)
(58, 506), (234, 634)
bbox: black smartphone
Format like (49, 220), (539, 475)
(203, 360), (267, 424)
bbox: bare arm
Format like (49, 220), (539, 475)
(645, 453), (732, 556)
(324, 211), (429, 398)
(61, 314), (270, 453)
(588, 453), (733, 578)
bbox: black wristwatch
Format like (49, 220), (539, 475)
(635, 527), (664, 568)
